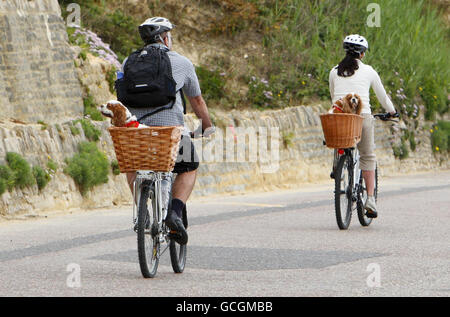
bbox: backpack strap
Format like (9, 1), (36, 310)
(180, 89), (187, 115)
(136, 89), (185, 122)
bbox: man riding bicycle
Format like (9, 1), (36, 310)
(122, 17), (213, 245)
(329, 34), (397, 218)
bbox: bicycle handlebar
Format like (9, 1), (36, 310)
(189, 126), (216, 139)
(373, 112), (400, 121)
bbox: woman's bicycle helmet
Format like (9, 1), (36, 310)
(343, 34), (369, 53)
(139, 17), (174, 44)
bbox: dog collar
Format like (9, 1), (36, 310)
(125, 121), (140, 128)
(333, 104), (344, 113)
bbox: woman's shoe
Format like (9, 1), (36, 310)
(365, 196), (378, 218)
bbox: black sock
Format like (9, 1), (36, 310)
(171, 199), (185, 218)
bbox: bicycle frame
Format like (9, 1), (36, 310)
(333, 148), (362, 198)
(132, 171), (173, 228)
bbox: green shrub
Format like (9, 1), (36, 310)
(70, 124), (80, 136)
(0, 178), (6, 195)
(73, 119), (101, 142)
(33, 166), (51, 191)
(431, 121), (450, 153)
(79, 50), (87, 61)
(247, 75), (274, 108)
(106, 67), (117, 95)
(64, 142), (109, 195)
(6, 152), (35, 189)
(207, 0), (262, 36)
(0, 165), (15, 192)
(47, 160), (58, 174)
(37, 120), (48, 130)
(111, 160), (120, 176)
(409, 132), (416, 152)
(282, 131), (295, 148)
(196, 66), (226, 101)
(83, 94), (104, 121)
(393, 141), (409, 160)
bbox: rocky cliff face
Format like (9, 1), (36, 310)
(0, 0), (83, 123)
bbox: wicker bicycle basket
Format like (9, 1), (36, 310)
(108, 126), (182, 173)
(320, 113), (364, 149)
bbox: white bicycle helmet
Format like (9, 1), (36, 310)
(343, 34), (368, 53)
(139, 17), (175, 44)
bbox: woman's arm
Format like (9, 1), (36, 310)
(371, 70), (396, 114)
(329, 69), (335, 101)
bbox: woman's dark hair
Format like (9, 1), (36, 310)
(337, 51), (360, 77)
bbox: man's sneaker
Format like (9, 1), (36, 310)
(365, 196), (378, 218)
(165, 211), (188, 245)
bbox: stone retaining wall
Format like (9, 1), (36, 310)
(0, 0), (83, 123)
(1, 105), (447, 216)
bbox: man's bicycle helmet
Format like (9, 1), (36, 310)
(343, 34), (368, 54)
(139, 17), (174, 44)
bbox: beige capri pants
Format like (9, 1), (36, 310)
(357, 114), (376, 171)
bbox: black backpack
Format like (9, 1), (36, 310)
(115, 45), (185, 119)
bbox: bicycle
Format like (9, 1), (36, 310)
(330, 112), (399, 230)
(133, 170), (187, 278)
(108, 126), (188, 278)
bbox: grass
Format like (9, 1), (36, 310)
(64, 142), (109, 195)
(256, 0), (448, 117)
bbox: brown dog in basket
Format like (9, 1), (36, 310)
(328, 93), (363, 115)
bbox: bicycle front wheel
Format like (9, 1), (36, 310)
(137, 183), (159, 278)
(334, 154), (353, 230)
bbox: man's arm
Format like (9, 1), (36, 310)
(187, 95), (213, 132)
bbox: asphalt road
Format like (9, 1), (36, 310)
(0, 171), (449, 297)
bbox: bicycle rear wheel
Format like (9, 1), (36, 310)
(169, 200), (187, 273)
(137, 183), (159, 278)
(334, 154), (353, 230)
(357, 165), (378, 226)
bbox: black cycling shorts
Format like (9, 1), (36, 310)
(172, 135), (199, 174)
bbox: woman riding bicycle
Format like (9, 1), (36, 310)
(329, 34), (397, 218)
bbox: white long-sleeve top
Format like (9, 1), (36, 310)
(329, 59), (395, 114)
